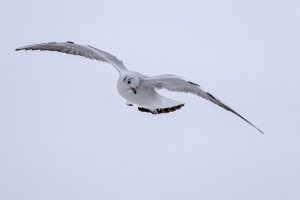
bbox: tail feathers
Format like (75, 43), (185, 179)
(137, 94), (185, 114)
(138, 104), (184, 114)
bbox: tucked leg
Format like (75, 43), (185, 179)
(126, 101), (134, 106)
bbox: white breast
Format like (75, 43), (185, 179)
(117, 77), (157, 106)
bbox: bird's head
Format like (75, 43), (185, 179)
(123, 74), (140, 94)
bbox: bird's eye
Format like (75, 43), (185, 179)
(127, 80), (131, 84)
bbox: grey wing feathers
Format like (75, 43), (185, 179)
(142, 74), (264, 134)
(15, 41), (127, 72)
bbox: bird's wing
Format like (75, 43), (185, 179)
(16, 41), (128, 73)
(142, 74), (263, 134)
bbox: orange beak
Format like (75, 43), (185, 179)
(130, 87), (137, 94)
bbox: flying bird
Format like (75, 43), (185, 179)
(16, 41), (264, 133)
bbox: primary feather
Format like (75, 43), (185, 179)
(16, 41), (127, 72)
(142, 74), (264, 134)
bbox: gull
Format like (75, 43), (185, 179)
(16, 41), (264, 134)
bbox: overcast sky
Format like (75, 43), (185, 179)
(1, 0), (300, 200)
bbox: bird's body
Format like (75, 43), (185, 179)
(117, 72), (184, 113)
(16, 41), (264, 133)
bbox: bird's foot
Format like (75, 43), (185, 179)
(126, 101), (134, 106)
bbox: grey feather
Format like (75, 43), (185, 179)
(15, 41), (127, 73)
(142, 74), (264, 134)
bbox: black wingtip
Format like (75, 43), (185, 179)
(257, 128), (264, 134)
(206, 92), (264, 134)
(15, 47), (26, 51)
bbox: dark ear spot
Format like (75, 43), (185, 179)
(66, 41), (74, 44)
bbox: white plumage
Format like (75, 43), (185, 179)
(16, 41), (263, 133)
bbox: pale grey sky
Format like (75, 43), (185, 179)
(1, 0), (300, 200)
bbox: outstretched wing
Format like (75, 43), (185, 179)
(16, 41), (128, 72)
(142, 74), (263, 134)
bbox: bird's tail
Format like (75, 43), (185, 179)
(138, 95), (184, 114)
